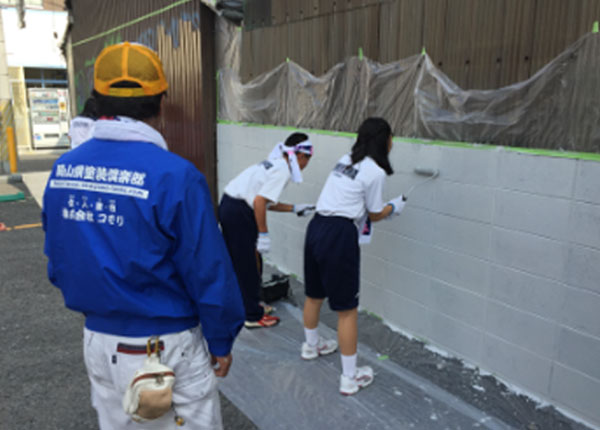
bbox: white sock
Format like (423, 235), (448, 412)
(304, 327), (319, 347)
(341, 353), (357, 378)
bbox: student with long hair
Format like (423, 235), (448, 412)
(301, 117), (406, 395)
(220, 133), (315, 328)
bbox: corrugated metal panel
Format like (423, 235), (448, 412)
(498, 0), (536, 87)
(529, 0), (579, 75)
(440, 0), (475, 89)
(579, 0), (600, 33)
(287, 0), (305, 22)
(466, 0), (506, 90)
(273, 23), (290, 69)
(567, 30), (600, 153)
(327, 11), (347, 71)
(421, 0), (448, 70)
(396, 0), (425, 59)
(318, 0), (336, 16)
(270, 0), (287, 25)
(70, 0), (218, 199)
(241, 0), (600, 90)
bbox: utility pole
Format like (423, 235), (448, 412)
(17, 0), (25, 28)
(0, 11), (17, 175)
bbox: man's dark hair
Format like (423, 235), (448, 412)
(79, 97), (97, 120)
(350, 117), (393, 175)
(284, 132), (309, 147)
(93, 81), (165, 121)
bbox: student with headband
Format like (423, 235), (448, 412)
(301, 117), (406, 395)
(219, 132), (315, 328)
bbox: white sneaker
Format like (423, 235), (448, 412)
(339, 366), (374, 395)
(301, 337), (338, 360)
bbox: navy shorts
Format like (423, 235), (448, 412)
(304, 213), (360, 311)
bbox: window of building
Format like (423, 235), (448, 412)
(24, 67), (67, 88)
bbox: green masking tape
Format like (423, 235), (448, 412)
(217, 120), (600, 162)
(72, 0), (192, 47)
(367, 311), (383, 321)
(593, 21), (599, 33)
(358, 47), (364, 60)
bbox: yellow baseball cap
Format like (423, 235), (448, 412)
(94, 42), (168, 97)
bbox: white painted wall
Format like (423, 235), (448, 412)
(217, 122), (600, 428)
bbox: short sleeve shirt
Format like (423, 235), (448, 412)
(224, 158), (291, 208)
(316, 154), (386, 223)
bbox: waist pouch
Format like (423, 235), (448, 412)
(122, 337), (176, 422)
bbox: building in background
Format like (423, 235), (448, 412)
(0, 0), (68, 152)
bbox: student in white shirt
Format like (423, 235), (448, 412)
(68, 97), (97, 149)
(301, 118), (406, 395)
(219, 133), (315, 328)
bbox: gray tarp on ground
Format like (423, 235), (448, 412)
(218, 32), (600, 153)
(219, 303), (515, 430)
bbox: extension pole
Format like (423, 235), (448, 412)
(7, 126), (17, 173)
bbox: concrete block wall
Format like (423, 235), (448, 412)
(217, 123), (600, 428)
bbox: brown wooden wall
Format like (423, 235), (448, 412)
(241, 0), (600, 89)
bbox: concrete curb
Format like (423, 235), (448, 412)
(0, 173), (23, 184)
(0, 191), (25, 202)
(0, 179), (25, 202)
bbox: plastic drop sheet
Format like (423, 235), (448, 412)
(218, 303), (515, 430)
(218, 32), (600, 153)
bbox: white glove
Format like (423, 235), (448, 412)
(293, 203), (316, 217)
(388, 194), (406, 216)
(256, 232), (271, 254)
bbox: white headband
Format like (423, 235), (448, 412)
(267, 140), (313, 183)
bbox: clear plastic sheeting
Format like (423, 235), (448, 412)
(216, 16), (241, 75)
(219, 303), (515, 430)
(218, 33), (600, 153)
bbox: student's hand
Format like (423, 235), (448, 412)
(256, 232), (271, 254)
(293, 203), (316, 217)
(387, 195), (406, 216)
(211, 354), (233, 377)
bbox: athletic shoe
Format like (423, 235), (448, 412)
(244, 314), (280, 329)
(339, 366), (374, 395)
(301, 337), (338, 360)
(260, 303), (275, 315)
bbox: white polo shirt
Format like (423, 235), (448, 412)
(224, 158), (291, 209)
(316, 154), (386, 223)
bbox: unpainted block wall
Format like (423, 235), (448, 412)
(217, 123), (600, 428)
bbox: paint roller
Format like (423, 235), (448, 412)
(405, 167), (439, 198)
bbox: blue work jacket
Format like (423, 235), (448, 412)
(42, 138), (244, 356)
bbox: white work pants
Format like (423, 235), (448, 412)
(83, 326), (222, 429)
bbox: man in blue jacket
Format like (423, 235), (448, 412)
(43, 42), (245, 429)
